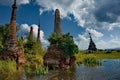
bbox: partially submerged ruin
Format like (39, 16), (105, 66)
(44, 9), (76, 69)
(0, 0), (26, 65)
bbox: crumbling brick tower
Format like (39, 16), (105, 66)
(0, 0), (26, 64)
(28, 26), (34, 40)
(54, 9), (62, 34)
(88, 32), (97, 52)
(7, 0), (18, 48)
(37, 23), (41, 44)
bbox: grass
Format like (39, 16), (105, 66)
(0, 53), (48, 80)
(75, 50), (120, 65)
(24, 53), (49, 76)
(0, 60), (24, 80)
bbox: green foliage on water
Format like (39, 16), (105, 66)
(48, 32), (79, 57)
(83, 57), (101, 66)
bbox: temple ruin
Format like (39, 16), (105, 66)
(88, 32), (97, 52)
(44, 9), (76, 69)
(0, 0), (26, 65)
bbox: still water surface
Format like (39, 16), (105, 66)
(22, 59), (120, 80)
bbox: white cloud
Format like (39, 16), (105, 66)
(17, 0), (30, 5)
(17, 24), (49, 49)
(0, 0), (30, 5)
(17, 24), (30, 38)
(36, 0), (95, 27)
(101, 22), (120, 31)
(97, 38), (120, 49)
(74, 34), (89, 50)
(74, 33), (120, 50)
(36, 0), (120, 30)
(86, 28), (104, 38)
(110, 35), (114, 38)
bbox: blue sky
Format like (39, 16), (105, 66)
(0, 0), (120, 50)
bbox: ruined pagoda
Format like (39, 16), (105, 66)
(37, 22), (41, 44)
(0, 0), (26, 64)
(28, 26), (34, 40)
(44, 9), (70, 69)
(88, 32), (97, 51)
(54, 9), (62, 34)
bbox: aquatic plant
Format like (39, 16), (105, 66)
(83, 57), (101, 66)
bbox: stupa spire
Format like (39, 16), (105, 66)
(37, 19), (41, 44)
(54, 9), (62, 34)
(28, 26), (34, 40)
(11, 0), (17, 21)
(88, 32), (97, 51)
(0, 0), (26, 65)
(8, 0), (17, 40)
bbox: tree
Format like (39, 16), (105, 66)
(0, 24), (9, 51)
(24, 34), (44, 55)
(48, 32), (79, 57)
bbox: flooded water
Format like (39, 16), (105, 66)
(22, 59), (120, 80)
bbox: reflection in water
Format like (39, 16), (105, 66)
(76, 59), (120, 80)
(13, 59), (120, 80)
(47, 70), (76, 80)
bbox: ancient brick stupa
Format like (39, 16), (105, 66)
(0, 0), (26, 65)
(88, 32), (97, 52)
(44, 9), (64, 68)
(44, 9), (75, 69)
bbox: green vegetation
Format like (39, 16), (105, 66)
(48, 32), (79, 57)
(0, 60), (24, 80)
(0, 24), (47, 78)
(1, 23), (120, 79)
(0, 24), (9, 51)
(83, 57), (101, 66)
(75, 50), (120, 65)
(17, 28), (47, 75)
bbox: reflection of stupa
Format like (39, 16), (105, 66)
(54, 9), (62, 34)
(0, 0), (26, 64)
(88, 32), (97, 51)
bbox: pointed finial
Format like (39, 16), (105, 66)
(88, 32), (92, 41)
(12, 0), (17, 8)
(88, 32), (91, 36)
(38, 17), (41, 29)
(15, 0), (16, 3)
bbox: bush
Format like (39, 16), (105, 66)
(24, 53), (48, 75)
(105, 50), (112, 54)
(48, 33), (79, 57)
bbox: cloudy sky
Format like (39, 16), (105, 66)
(0, 0), (120, 50)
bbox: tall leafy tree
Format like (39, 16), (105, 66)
(48, 32), (79, 57)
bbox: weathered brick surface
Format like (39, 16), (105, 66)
(0, 0), (26, 65)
